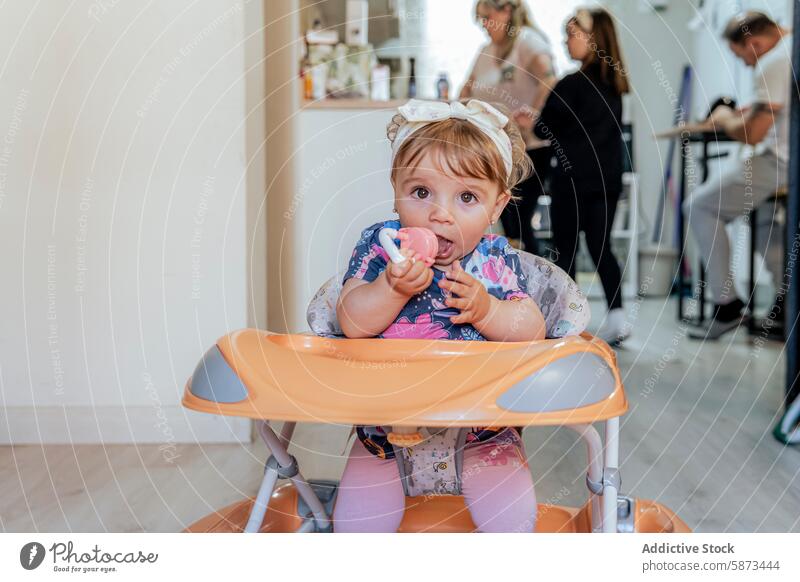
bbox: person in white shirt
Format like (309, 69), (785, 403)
(684, 11), (792, 340)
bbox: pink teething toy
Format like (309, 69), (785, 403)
(377, 225), (439, 448)
(379, 227), (439, 267)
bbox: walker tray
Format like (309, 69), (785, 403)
(182, 329), (690, 534)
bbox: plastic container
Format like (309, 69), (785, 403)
(638, 246), (678, 297)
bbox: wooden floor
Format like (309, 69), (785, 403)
(2, 298), (799, 533)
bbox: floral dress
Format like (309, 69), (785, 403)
(343, 220), (531, 459)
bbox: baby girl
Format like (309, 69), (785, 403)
(334, 99), (546, 532)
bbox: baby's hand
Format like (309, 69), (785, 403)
(385, 248), (433, 297)
(438, 261), (493, 325)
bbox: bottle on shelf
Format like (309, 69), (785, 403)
(370, 64), (390, 101)
(436, 72), (450, 101)
(302, 64), (313, 100)
(407, 57), (417, 98)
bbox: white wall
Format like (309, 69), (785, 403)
(600, 0), (697, 249)
(292, 107), (396, 332)
(0, 1), (263, 444)
(246, 1), (268, 332)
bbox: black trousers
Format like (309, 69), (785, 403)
(501, 147), (551, 253)
(550, 190), (623, 310)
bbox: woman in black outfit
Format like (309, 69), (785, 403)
(517, 8), (630, 344)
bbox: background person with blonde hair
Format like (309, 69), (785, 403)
(460, 0), (556, 254)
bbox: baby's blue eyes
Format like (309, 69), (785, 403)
(410, 188), (478, 204)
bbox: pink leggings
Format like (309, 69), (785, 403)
(333, 430), (537, 532)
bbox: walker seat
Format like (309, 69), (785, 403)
(182, 251), (690, 533)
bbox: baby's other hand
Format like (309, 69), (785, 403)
(385, 248), (433, 297)
(438, 260), (493, 325)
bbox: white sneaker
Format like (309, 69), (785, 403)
(597, 308), (631, 345)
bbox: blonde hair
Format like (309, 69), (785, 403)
(474, 0), (545, 59)
(387, 101), (533, 196)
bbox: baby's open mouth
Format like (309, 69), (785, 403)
(435, 235), (454, 258)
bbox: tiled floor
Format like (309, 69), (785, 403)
(2, 298), (799, 532)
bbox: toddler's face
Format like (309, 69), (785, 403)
(393, 151), (510, 272)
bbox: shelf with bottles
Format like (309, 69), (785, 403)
(301, 43), (377, 101)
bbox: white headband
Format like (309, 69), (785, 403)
(391, 99), (514, 179)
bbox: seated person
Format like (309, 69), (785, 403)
(684, 11), (791, 340)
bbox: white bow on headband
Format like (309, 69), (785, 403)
(392, 99), (513, 179)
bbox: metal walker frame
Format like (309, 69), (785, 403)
(243, 417), (621, 533)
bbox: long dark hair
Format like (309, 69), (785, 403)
(569, 8), (629, 95)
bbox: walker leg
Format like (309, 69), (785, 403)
(244, 466), (280, 533)
(244, 421), (286, 533)
(290, 475), (332, 531)
(602, 417), (620, 533)
(567, 424), (604, 533)
(602, 482), (619, 533)
(277, 420), (296, 448)
(295, 520), (316, 533)
(245, 420), (331, 532)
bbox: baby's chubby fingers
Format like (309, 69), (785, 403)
(392, 248), (424, 276)
(438, 278), (472, 298)
(450, 314), (466, 324)
(405, 258), (430, 282)
(444, 260), (475, 284)
(388, 255), (413, 279)
(405, 256), (430, 279)
(445, 296), (470, 311)
(402, 269), (433, 296)
(450, 310), (474, 324)
(387, 249), (433, 296)
(412, 266), (434, 291)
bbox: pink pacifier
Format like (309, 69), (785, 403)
(378, 227), (439, 266)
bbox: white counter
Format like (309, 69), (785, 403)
(287, 104), (399, 331)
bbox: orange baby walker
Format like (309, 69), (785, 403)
(182, 251), (690, 534)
